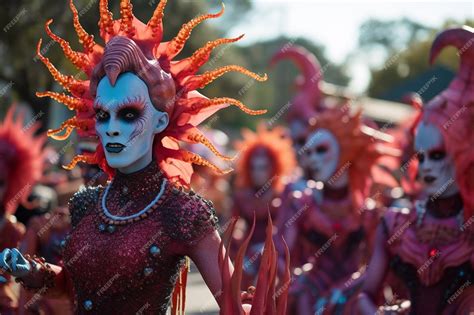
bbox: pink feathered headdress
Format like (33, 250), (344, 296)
(0, 106), (45, 215)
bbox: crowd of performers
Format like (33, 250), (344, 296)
(0, 1), (472, 314)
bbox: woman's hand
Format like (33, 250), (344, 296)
(0, 248), (32, 282)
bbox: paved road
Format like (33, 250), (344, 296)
(184, 265), (219, 315)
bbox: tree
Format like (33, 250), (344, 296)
(360, 18), (474, 99)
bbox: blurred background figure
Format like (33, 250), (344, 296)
(231, 123), (296, 288)
(0, 106), (45, 315)
(18, 205), (73, 315)
(359, 26), (474, 315)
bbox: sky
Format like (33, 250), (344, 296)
(226, 0), (473, 92)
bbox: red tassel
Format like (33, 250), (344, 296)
(171, 257), (189, 315)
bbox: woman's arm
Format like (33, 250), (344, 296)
(187, 230), (233, 307)
(0, 248), (70, 299)
(358, 223), (390, 314)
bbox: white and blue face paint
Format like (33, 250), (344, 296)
(94, 72), (169, 174)
(304, 128), (347, 186)
(414, 121), (458, 198)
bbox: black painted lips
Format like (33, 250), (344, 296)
(105, 143), (126, 153)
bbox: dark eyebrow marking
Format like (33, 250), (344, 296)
(93, 99), (107, 111)
(116, 96), (147, 111)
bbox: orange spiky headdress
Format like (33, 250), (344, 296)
(306, 106), (399, 210)
(234, 123), (296, 192)
(36, 0), (267, 187)
(0, 106), (45, 215)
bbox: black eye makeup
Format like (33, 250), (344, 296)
(316, 144), (329, 154)
(95, 109), (110, 123)
(429, 149), (446, 161)
(115, 97), (146, 123)
(416, 151), (425, 164)
(117, 107), (143, 123)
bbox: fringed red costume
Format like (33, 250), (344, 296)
(219, 214), (291, 315)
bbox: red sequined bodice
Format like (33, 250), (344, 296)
(62, 162), (218, 314)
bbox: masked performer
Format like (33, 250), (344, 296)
(0, 0), (286, 314)
(0, 106), (45, 314)
(276, 102), (399, 314)
(231, 123), (296, 288)
(358, 26), (474, 315)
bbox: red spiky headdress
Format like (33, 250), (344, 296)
(411, 26), (474, 220)
(219, 215), (290, 315)
(234, 123), (296, 193)
(36, 0), (267, 187)
(0, 106), (45, 215)
(270, 45), (323, 124)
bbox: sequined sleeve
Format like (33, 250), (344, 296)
(162, 188), (219, 249)
(68, 186), (102, 229)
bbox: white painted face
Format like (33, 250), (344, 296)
(94, 72), (169, 174)
(414, 121), (459, 197)
(249, 150), (273, 188)
(303, 129), (342, 184)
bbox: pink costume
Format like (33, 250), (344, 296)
(359, 26), (474, 315)
(272, 45), (399, 314)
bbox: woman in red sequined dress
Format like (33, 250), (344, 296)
(0, 1), (290, 314)
(358, 27), (474, 315)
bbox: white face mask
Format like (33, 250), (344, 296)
(94, 72), (169, 174)
(414, 121), (459, 198)
(250, 152), (273, 188)
(304, 128), (346, 186)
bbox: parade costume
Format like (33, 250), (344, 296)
(219, 214), (290, 315)
(283, 107), (396, 314)
(231, 123), (296, 287)
(0, 107), (45, 314)
(359, 27), (474, 315)
(0, 1), (293, 314)
(271, 44), (400, 315)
